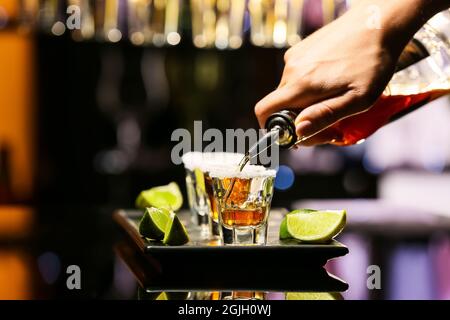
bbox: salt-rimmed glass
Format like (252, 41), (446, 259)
(181, 152), (244, 239)
(210, 165), (276, 245)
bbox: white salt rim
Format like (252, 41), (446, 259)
(181, 152), (202, 170)
(208, 164), (277, 179)
(181, 152), (245, 171)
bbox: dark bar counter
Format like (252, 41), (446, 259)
(1, 202), (449, 300)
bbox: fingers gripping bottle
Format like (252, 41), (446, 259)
(266, 10), (450, 147)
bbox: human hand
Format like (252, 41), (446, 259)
(254, 0), (443, 146)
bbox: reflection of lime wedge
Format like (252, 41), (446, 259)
(281, 210), (346, 243)
(156, 292), (168, 300)
(138, 207), (171, 240)
(135, 182), (183, 211)
(137, 288), (160, 300)
(279, 209), (318, 240)
(286, 292), (343, 300)
(162, 212), (190, 246)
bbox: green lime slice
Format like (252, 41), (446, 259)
(138, 207), (171, 240)
(279, 209), (318, 240)
(162, 212), (190, 246)
(285, 210), (346, 243)
(289, 209), (318, 214)
(286, 292), (343, 300)
(279, 218), (290, 240)
(136, 182), (183, 211)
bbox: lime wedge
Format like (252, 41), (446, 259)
(279, 218), (290, 240)
(136, 182), (183, 211)
(286, 292), (343, 300)
(282, 209), (346, 243)
(138, 207), (190, 245)
(162, 212), (190, 246)
(279, 209), (318, 239)
(138, 207), (171, 240)
(290, 209), (318, 214)
(157, 292), (189, 300)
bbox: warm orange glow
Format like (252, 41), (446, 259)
(0, 250), (32, 300)
(0, 0), (19, 18)
(0, 206), (33, 238)
(0, 31), (35, 200)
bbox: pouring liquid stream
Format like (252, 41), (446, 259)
(223, 130), (279, 202)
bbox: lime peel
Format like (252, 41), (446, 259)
(138, 207), (171, 240)
(280, 209), (346, 243)
(135, 182), (183, 211)
(162, 213), (190, 246)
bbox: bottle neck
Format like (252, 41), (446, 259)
(265, 111), (297, 148)
(396, 9), (450, 71)
(396, 39), (430, 71)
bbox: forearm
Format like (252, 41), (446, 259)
(348, 0), (450, 55)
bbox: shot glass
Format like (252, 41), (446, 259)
(181, 152), (244, 239)
(210, 165), (276, 245)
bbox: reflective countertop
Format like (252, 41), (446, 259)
(1, 204), (449, 300)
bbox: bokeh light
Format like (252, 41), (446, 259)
(0, 6), (8, 29)
(37, 251), (61, 285)
(274, 165), (295, 191)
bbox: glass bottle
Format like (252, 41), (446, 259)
(266, 10), (450, 147)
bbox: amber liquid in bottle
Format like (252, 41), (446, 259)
(324, 7), (450, 145)
(330, 88), (450, 146)
(266, 31), (450, 148)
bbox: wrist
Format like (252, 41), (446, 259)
(349, 0), (443, 55)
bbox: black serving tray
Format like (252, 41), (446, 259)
(114, 209), (349, 292)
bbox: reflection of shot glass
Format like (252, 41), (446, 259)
(181, 152), (244, 239)
(210, 165), (276, 245)
(183, 165), (210, 236)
